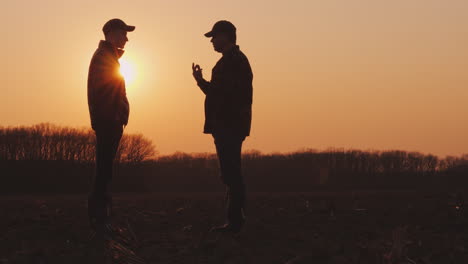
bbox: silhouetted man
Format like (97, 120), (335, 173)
(192, 20), (253, 233)
(87, 19), (135, 232)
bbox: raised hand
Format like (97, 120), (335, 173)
(192, 63), (204, 82)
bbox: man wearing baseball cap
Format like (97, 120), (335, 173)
(87, 18), (135, 234)
(192, 20), (254, 233)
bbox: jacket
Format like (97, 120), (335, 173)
(197, 45), (253, 136)
(87, 40), (129, 130)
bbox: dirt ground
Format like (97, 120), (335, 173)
(1, 191), (468, 264)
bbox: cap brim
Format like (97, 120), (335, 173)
(204, 31), (214, 37)
(125, 25), (136, 32)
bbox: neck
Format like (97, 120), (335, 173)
(104, 39), (123, 50)
(221, 43), (236, 54)
(101, 40), (125, 58)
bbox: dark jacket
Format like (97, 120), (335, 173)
(197, 45), (253, 136)
(87, 40), (129, 130)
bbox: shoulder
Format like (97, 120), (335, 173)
(231, 47), (248, 60)
(227, 48), (250, 69)
(92, 48), (110, 61)
(90, 48), (114, 68)
(233, 50), (253, 76)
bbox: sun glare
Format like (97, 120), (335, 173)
(119, 58), (135, 85)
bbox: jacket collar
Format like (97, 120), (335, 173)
(98, 40), (125, 59)
(222, 45), (240, 57)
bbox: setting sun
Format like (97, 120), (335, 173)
(119, 58), (135, 85)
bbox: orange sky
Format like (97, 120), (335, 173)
(3, 0), (468, 157)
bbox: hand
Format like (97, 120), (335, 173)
(192, 63), (203, 82)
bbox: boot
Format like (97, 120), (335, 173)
(88, 193), (112, 234)
(211, 185), (246, 233)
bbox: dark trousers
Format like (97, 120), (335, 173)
(213, 133), (246, 225)
(91, 124), (123, 197)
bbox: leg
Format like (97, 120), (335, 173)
(213, 134), (246, 232)
(92, 124), (123, 196)
(89, 124), (123, 231)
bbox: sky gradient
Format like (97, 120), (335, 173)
(3, 0), (468, 157)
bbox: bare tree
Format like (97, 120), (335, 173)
(0, 123), (156, 163)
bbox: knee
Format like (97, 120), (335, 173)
(226, 179), (245, 191)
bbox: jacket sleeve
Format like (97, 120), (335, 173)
(196, 78), (212, 95)
(197, 61), (235, 97)
(119, 85), (130, 126)
(235, 56), (253, 110)
(196, 61), (226, 96)
(196, 53), (253, 111)
(221, 55), (253, 113)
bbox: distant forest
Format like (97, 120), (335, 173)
(1, 123), (468, 193)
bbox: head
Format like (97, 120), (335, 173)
(105, 29), (128, 49)
(210, 32), (236, 53)
(102, 19), (135, 49)
(205, 20), (236, 53)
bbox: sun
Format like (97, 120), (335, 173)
(119, 58), (136, 85)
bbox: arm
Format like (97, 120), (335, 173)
(119, 84), (130, 126)
(220, 55), (253, 113)
(192, 63), (212, 95)
(88, 52), (122, 124)
(196, 78), (212, 95)
(236, 56), (253, 111)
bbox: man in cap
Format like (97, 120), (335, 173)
(87, 18), (135, 233)
(192, 20), (253, 233)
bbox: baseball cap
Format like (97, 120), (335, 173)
(204, 20), (236, 37)
(102, 18), (135, 34)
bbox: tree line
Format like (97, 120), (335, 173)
(1, 124), (468, 193)
(0, 123), (156, 163)
(155, 149), (468, 190)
